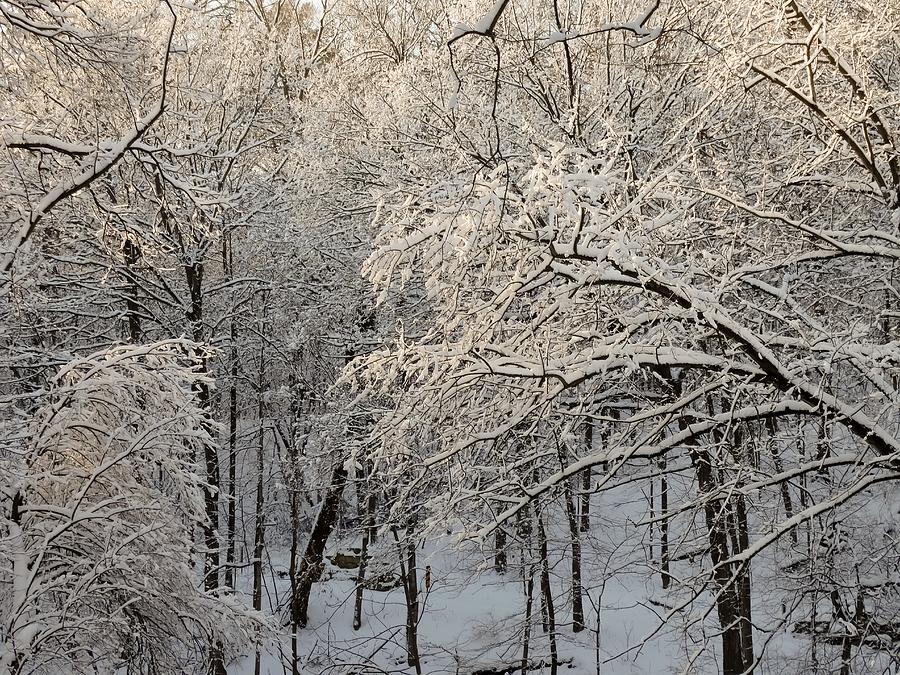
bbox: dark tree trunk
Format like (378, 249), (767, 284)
(252, 331), (266, 675)
(831, 590), (852, 675)
(495, 527), (508, 574)
(562, 475), (585, 632)
(695, 446), (745, 675)
(185, 258), (220, 594)
(285, 355), (304, 675)
(224, 235), (238, 591)
(733, 493), (753, 667)
(659, 454), (670, 589)
(406, 536), (421, 673)
(766, 417), (797, 545)
(650, 464), (655, 561)
(289, 487), (300, 675)
(815, 415), (831, 479)
(157, 169), (224, 675)
(537, 512), (558, 675)
(122, 238), (142, 343)
(521, 563), (536, 674)
(580, 420), (592, 532)
(397, 519), (421, 674)
(668, 383), (747, 675)
(224, 346), (238, 590)
(207, 644), (227, 675)
(353, 465), (376, 631)
(293, 462), (348, 627)
(729, 424), (754, 667)
(352, 527), (369, 631)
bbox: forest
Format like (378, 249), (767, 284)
(1, 0), (898, 673)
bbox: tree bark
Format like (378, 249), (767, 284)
(659, 454), (670, 589)
(766, 417), (797, 545)
(353, 465), (376, 631)
(537, 511), (558, 675)
(562, 474), (585, 632)
(831, 589), (852, 675)
(580, 420), (592, 532)
(521, 562), (535, 675)
(122, 238), (142, 343)
(184, 257), (220, 594)
(405, 535), (421, 673)
(352, 527), (370, 631)
(396, 518), (422, 674)
(252, 327), (266, 675)
(694, 444), (745, 675)
(666, 381), (747, 675)
(286, 355), (304, 675)
(293, 462), (348, 627)
(289, 486), (301, 675)
(224, 234), (238, 591)
(495, 527), (508, 574)
(733, 493), (753, 668)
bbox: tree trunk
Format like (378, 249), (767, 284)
(580, 420), (592, 532)
(207, 644), (227, 675)
(252, 331), (266, 675)
(649, 464), (655, 561)
(185, 258), (220, 594)
(406, 536), (421, 673)
(696, 448), (744, 675)
(537, 512), (558, 675)
(831, 590), (852, 675)
(397, 519), (422, 674)
(495, 527), (507, 574)
(733, 495), (752, 667)
(562, 475), (585, 632)
(671, 384), (746, 675)
(815, 414), (831, 480)
(286, 354), (304, 675)
(293, 462), (348, 627)
(659, 454), (670, 589)
(766, 417), (797, 545)
(729, 423), (754, 667)
(289, 487), (301, 675)
(353, 465), (376, 631)
(157, 168), (225, 675)
(224, 235), (238, 591)
(521, 562), (536, 674)
(352, 527), (370, 631)
(122, 238), (142, 343)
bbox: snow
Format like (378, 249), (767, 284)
(473, 0), (508, 34)
(231, 495), (688, 674)
(450, 0), (508, 40)
(225, 471), (890, 675)
(451, 23), (471, 39)
(545, 30), (573, 46)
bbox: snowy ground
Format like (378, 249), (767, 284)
(228, 477), (896, 675)
(232, 494), (738, 674)
(233, 539), (684, 675)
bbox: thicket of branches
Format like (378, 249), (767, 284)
(1, 1), (898, 674)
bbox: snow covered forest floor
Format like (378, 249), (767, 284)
(2, 0), (900, 674)
(225, 453), (898, 675)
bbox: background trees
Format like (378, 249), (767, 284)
(0, 342), (262, 673)
(0, 1), (341, 671)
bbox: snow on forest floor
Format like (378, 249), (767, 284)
(224, 464), (900, 675)
(233, 538), (684, 675)
(227, 481), (832, 675)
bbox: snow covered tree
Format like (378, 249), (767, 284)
(347, 0), (900, 670)
(0, 341), (262, 674)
